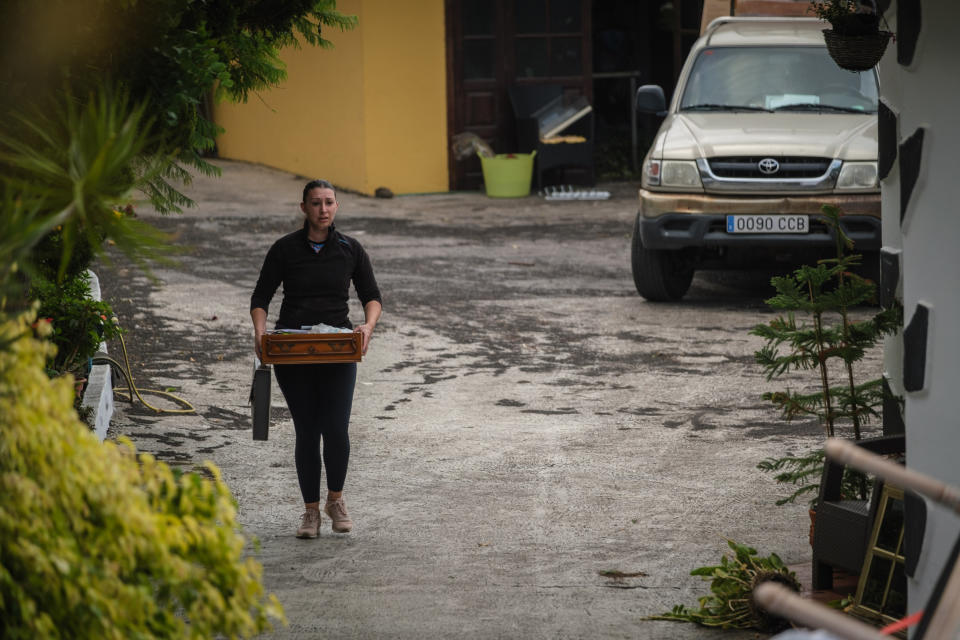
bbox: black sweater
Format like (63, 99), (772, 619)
(250, 224), (382, 330)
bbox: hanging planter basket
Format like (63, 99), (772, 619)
(822, 29), (893, 72)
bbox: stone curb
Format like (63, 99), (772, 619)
(80, 270), (114, 441)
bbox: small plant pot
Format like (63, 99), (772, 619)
(822, 29), (893, 72)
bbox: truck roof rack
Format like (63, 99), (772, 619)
(705, 15), (821, 33)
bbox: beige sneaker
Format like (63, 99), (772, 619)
(296, 509), (321, 538)
(324, 498), (353, 533)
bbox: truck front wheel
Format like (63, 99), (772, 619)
(631, 215), (694, 301)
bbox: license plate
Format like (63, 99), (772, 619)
(726, 215), (808, 234)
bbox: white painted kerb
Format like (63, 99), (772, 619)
(80, 270), (114, 441)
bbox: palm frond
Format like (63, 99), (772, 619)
(0, 85), (177, 288)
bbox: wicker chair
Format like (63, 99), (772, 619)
(811, 434), (906, 590)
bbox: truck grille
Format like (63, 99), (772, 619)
(707, 157), (832, 179)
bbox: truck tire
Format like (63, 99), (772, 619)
(631, 215), (694, 301)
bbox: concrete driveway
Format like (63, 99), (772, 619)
(97, 160), (882, 639)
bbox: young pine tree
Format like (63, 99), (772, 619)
(751, 205), (900, 505)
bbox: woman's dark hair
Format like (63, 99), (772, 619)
(302, 179), (336, 203)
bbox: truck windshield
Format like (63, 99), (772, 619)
(680, 46), (878, 114)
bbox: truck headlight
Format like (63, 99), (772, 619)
(836, 162), (878, 190)
(660, 160), (702, 189)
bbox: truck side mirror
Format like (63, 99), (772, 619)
(635, 85), (667, 117)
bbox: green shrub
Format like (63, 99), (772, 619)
(648, 540), (800, 632)
(30, 273), (123, 377)
(29, 225), (101, 283)
(0, 310), (284, 639)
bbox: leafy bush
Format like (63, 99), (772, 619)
(0, 310), (284, 638)
(30, 272), (122, 377)
(2, 0), (358, 215)
(0, 87), (174, 312)
(648, 540), (800, 632)
(28, 225), (100, 282)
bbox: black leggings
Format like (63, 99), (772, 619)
(274, 362), (356, 503)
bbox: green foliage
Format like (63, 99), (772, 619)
(0, 187), (58, 312)
(648, 540), (800, 632)
(0, 310), (284, 638)
(0, 86), (174, 306)
(751, 205), (900, 504)
(756, 449), (869, 506)
(28, 225), (101, 283)
(30, 273), (123, 377)
(751, 205), (897, 436)
(1, 2), (357, 298)
(809, 0), (881, 35)
(757, 449), (868, 508)
(1, 0), (358, 214)
(756, 449), (826, 506)
(809, 0), (860, 23)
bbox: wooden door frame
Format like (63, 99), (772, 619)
(444, 0), (458, 191)
(445, 0), (593, 190)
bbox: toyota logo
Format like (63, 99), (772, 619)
(758, 158), (780, 175)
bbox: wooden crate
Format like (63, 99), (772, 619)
(260, 332), (361, 364)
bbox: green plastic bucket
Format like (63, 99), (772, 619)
(480, 151), (536, 198)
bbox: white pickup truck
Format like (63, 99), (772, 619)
(632, 17), (880, 301)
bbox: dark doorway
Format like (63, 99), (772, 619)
(591, 0), (703, 181)
(446, 0), (594, 191)
(446, 0), (703, 190)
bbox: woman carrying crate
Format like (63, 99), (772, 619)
(250, 178), (382, 539)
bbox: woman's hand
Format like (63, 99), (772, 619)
(254, 328), (264, 360)
(354, 323), (374, 355)
(355, 300), (381, 356)
(251, 307), (267, 361)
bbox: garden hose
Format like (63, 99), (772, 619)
(91, 322), (196, 415)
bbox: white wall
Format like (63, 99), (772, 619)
(879, 1), (960, 618)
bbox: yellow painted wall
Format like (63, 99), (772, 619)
(361, 1), (449, 194)
(213, 0), (448, 195)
